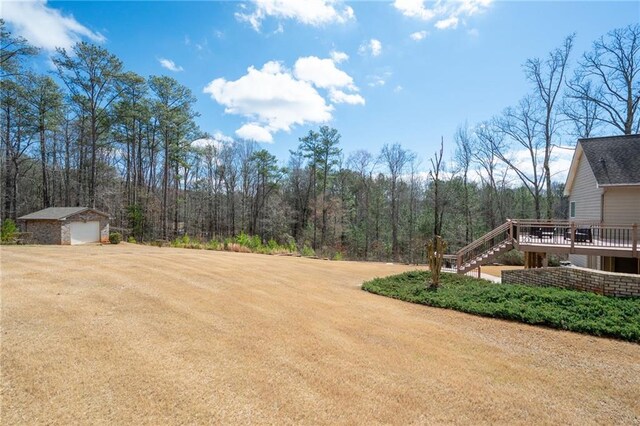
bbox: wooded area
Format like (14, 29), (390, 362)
(2, 21), (638, 261)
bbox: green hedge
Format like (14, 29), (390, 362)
(362, 270), (640, 342)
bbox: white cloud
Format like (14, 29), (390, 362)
(330, 50), (349, 63)
(213, 131), (234, 144)
(410, 30), (428, 41)
(367, 71), (392, 88)
(159, 58), (184, 72)
(204, 57), (364, 142)
(236, 123), (274, 143)
(294, 56), (355, 89)
(236, 0), (355, 31)
(295, 56), (363, 104)
(359, 39), (382, 57)
(435, 16), (459, 30)
(191, 132), (234, 149)
(204, 60), (333, 134)
(393, 0), (492, 31)
(489, 147), (574, 186)
(329, 89), (365, 105)
(393, 0), (436, 20)
(394, 85), (404, 93)
(2, 0), (105, 51)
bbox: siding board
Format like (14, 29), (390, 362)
(603, 187), (640, 224)
(569, 153), (602, 221)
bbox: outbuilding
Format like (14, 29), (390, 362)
(18, 207), (110, 245)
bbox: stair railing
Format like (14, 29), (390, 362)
(455, 221), (513, 272)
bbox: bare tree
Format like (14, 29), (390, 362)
(525, 34), (574, 219)
(562, 79), (600, 138)
(380, 143), (415, 261)
(429, 138), (446, 238)
(406, 156), (422, 263)
(25, 75), (63, 208)
(454, 123), (474, 243)
(567, 24), (640, 135)
(347, 149), (377, 259)
(494, 96), (546, 219)
(473, 121), (507, 229)
(53, 42), (124, 207)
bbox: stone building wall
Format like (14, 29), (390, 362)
(19, 220), (61, 244)
(502, 266), (640, 298)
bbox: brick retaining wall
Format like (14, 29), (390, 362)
(502, 266), (640, 297)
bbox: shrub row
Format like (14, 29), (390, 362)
(136, 232), (344, 259)
(362, 270), (640, 342)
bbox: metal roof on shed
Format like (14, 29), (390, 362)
(18, 207), (110, 220)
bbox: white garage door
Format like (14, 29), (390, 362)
(70, 221), (100, 245)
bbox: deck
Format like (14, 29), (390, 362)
(513, 220), (638, 258)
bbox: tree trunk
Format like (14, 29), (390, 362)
(39, 119), (50, 208)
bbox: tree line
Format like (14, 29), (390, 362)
(1, 20), (638, 261)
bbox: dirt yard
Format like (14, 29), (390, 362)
(1, 244), (639, 425)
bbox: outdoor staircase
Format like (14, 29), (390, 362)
(450, 221), (514, 274)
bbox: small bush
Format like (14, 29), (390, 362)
(498, 249), (524, 265)
(236, 232), (262, 251)
(127, 236), (137, 243)
(301, 245), (315, 257)
(109, 232), (122, 244)
(227, 242), (251, 253)
(548, 254), (562, 267)
(333, 252), (344, 261)
(205, 240), (221, 250)
(1, 219), (18, 244)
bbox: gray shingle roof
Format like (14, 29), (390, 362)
(18, 207), (109, 220)
(579, 134), (640, 186)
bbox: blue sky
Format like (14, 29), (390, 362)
(4, 0), (639, 164)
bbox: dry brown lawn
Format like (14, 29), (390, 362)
(1, 244), (639, 425)
(481, 264), (524, 278)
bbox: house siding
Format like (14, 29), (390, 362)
(602, 187), (640, 224)
(569, 152), (602, 268)
(569, 153), (602, 221)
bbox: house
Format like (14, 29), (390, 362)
(18, 207), (110, 245)
(563, 134), (640, 274)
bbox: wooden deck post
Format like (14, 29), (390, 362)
(509, 219), (514, 243)
(570, 222), (576, 252)
(633, 223), (638, 258)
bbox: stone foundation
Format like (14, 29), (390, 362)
(502, 266), (640, 298)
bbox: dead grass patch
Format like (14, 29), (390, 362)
(1, 245), (639, 424)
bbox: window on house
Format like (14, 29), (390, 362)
(570, 201), (576, 218)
